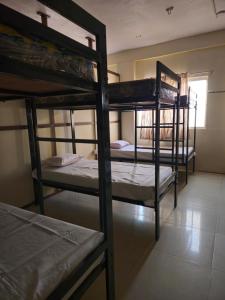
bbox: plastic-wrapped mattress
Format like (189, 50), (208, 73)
(0, 24), (94, 81)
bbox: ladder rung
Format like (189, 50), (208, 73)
(36, 137), (98, 144)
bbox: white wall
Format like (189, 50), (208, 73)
(0, 67), (120, 207)
(108, 30), (225, 173)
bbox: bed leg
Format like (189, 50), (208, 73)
(192, 156), (196, 173)
(33, 179), (39, 205)
(105, 248), (115, 300)
(185, 162), (188, 185)
(155, 206), (160, 241)
(174, 178), (177, 209)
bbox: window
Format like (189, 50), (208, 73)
(188, 77), (208, 128)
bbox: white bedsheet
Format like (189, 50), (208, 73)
(41, 159), (173, 206)
(0, 202), (103, 300)
(111, 145), (194, 161)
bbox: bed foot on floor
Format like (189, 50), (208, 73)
(155, 207), (160, 241)
(174, 178), (178, 209)
(105, 249), (115, 300)
(192, 156), (196, 173)
(185, 164), (188, 185)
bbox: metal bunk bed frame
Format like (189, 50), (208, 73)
(0, 1), (115, 299)
(33, 61), (181, 241)
(112, 86), (197, 184)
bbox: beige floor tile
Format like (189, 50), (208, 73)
(212, 233), (225, 272)
(166, 206), (218, 233)
(154, 224), (215, 267)
(216, 215), (225, 235)
(123, 250), (211, 300)
(208, 270), (225, 300)
(35, 172), (225, 299)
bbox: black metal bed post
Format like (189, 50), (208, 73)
(155, 62), (161, 241)
(31, 101), (45, 214)
(193, 100), (197, 172)
(171, 104), (176, 172)
(118, 110), (122, 140)
(182, 106), (185, 164)
(70, 110), (76, 154)
(96, 26), (115, 300)
(174, 78), (181, 208)
(152, 109), (155, 159)
(25, 99), (39, 205)
(185, 87), (191, 184)
(134, 107), (138, 163)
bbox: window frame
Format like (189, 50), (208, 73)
(188, 75), (208, 129)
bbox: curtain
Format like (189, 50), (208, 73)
(140, 72), (188, 140)
(180, 72), (188, 95)
(140, 110), (174, 140)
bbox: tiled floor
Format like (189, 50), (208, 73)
(43, 172), (225, 300)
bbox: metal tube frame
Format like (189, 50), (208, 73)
(1, 1), (115, 299)
(107, 62), (181, 240)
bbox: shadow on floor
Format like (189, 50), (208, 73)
(43, 189), (175, 300)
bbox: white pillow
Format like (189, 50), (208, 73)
(110, 140), (129, 149)
(44, 153), (83, 167)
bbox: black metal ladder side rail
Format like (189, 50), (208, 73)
(134, 107), (138, 163)
(30, 99), (45, 215)
(182, 106), (185, 165)
(171, 103), (176, 173)
(95, 25), (115, 300)
(152, 109), (155, 161)
(70, 109), (77, 154)
(118, 110), (122, 140)
(154, 62), (161, 241)
(174, 78), (181, 209)
(192, 99), (197, 173)
(185, 88), (191, 184)
(25, 99), (39, 206)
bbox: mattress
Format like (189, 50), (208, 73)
(180, 95), (196, 108)
(110, 145), (194, 162)
(0, 23), (94, 81)
(109, 79), (177, 104)
(40, 159), (174, 207)
(0, 202), (103, 300)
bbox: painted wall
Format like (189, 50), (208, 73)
(108, 30), (225, 173)
(0, 69), (120, 207)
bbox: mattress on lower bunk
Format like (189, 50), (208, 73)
(40, 159), (174, 207)
(111, 145), (194, 161)
(0, 202), (103, 300)
(0, 23), (94, 81)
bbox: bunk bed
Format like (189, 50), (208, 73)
(109, 85), (197, 184)
(0, 1), (115, 299)
(29, 61), (181, 242)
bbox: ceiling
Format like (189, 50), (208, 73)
(1, 0), (225, 54)
(75, 0), (225, 53)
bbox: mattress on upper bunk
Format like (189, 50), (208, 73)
(40, 159), (174, 207)
(180, 95), (189, 107)
(180, 95), (196, 108)
(110, 145), (195, 161)
(0, 202), (103, 300)
(0, 23), (95, 81)
(109, 79), (177, 104)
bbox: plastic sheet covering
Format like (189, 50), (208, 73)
(0, 24), (94, 81)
